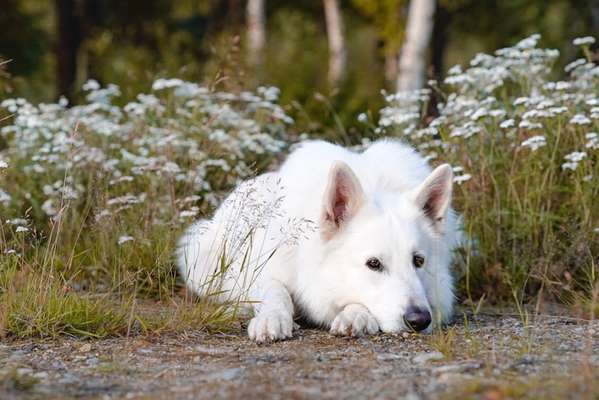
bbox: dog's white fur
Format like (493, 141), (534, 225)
(177, 139), (459, 342)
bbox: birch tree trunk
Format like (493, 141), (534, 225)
(396, 0), (435, 92)
(323, 0), (346, 87)
(246, 0), (266, 68)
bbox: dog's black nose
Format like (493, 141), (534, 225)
(403, 306), (431, 332)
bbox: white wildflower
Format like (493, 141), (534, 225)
(572, 36), (596, 46)
(521, 135), (547, 151)
(453, 174), (472, 185)
(514, 97), (529, 106)
(41, 199), (57, 216)
(499, 119), (515, 129)
(586, 132), (598, 149)
(565, 58), (587, 73)
(489, 109), (507, 118)
(564, 151), (587, 162)
(16, 226), (29, 233)
(561, 162), (578, 171)
(0, 189), (10, 204)
(357, 113), (368, 123)
(548, 106), (568, 115)
(179, 207), (199, 219)
(117, 235), (134, 245)
(152, 78), (184, 91)
(162, 162), (181, 174)
(561, 151), (587, 170)
(7, 218), (28, 225)
(470, 108), (488, 121)
(0, 160), (8, 169)
(519, 120), (543, 130)
(82, 79), (101, 91)
(515, 34), (541, 49)
(570, 114), (591, 125)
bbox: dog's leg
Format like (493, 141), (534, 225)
(247, 280), (294, 343)
(330, 304), (379, 337)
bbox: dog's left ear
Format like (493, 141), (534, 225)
(411, 164), (453, 233)
(321, 161), (365, 240)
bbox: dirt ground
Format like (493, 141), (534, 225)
(1, 311), (598, 400)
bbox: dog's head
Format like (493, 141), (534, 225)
(318, 161), (454, 333)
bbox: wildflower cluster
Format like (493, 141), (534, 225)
(375, 34), (599, 301)
(0, 80), (291, 291)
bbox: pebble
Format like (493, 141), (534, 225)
(78, 343), (92, 353)
(16, 367), (33, 375)
(205, 367), (243, 381)
(413, 351), (444, 364)
(33, 371), (49, 379)
(377, 352), (403, 361)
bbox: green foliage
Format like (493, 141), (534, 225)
(0, 259), (128, 338)
(352, 0), (406, 54)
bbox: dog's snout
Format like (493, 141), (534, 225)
(403, 306), (431, 332)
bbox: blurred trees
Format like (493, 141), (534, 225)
(246, 0), (266, 72)
(352, 0), (406, 86)
(396, 0), (435, 91)
(0, 0), (597, 126)
(323, 0), (347, 87)
(55, 0), (81, 100)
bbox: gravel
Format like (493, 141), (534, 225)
(1, 311), (598, 399)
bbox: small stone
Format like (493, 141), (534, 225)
(86, 356), (100, 366)
(194, 345), (230, 355)
(79, 343), (92, 353)
(206, 367), (243, 381)
(33, 371), (49, 379)
(16, 367), (33, 375)
(377, 352), (402, 361)
(413, 351), (444, 364)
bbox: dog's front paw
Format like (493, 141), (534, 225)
(248, 310), (293, 343)
(330, 304), (379, 337)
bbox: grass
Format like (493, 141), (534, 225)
(0, 35), (597, 340)
(0, 256), (128, 338)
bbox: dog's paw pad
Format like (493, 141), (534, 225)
(330, 306), (379, 337)
(248, 311), (293, 343)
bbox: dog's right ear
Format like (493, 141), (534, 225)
(321, 161), (365, 240)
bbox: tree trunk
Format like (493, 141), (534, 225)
(431, 2), (450, 83)
(56, 0), (81, 101)
(396, 0), (435, 92)
(246, 0), (266, 69)
(323, 0), (346, 88)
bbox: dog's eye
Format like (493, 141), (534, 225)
(366, 257), (383, 272)
(412, 253), (425, 268)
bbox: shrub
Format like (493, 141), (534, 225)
(0, 81), (292, 297)
(369, 34), (599, 305)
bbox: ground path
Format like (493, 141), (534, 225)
(2, 311), (598, 399)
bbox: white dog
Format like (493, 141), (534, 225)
(177, 139), (459, 342)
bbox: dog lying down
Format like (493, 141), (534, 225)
(177, 139), (460, 342)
